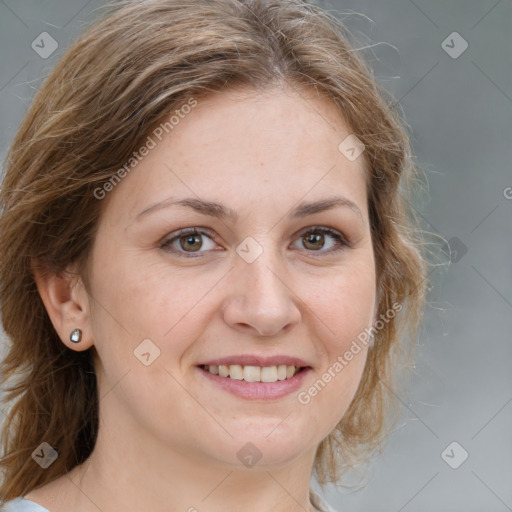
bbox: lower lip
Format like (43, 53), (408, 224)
(197, 366), (311, 400)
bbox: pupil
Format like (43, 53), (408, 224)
(305, 233), (324, 250)
(181, 234), (202, 251)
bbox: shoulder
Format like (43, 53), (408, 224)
(1, 498), (51, 512)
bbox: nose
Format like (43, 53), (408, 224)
(221, 245), (302, 337)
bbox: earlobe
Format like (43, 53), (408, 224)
(31, 259), (94, 352)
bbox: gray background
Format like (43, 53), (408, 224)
(0, 1), (511, 511)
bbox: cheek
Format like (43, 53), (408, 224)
(89, 242), (205, 331)
(299, 271), (374, 432)
(298, 261), (375, 417)
(304, 262), (376, 346)
(88, 253), (223, 374)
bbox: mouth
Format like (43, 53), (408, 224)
(199, 364), (307, 383)
(196, 363), (312, 400)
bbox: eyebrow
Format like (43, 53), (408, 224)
(135, 195), (364, 223)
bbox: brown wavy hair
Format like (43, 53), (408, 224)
(0, 0), (429, 501)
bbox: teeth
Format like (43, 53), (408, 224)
(243, 366), (261, 382)
(229, 364), (243, 380)
(260, 366), (275, 382)
(204, 364), (300, 382)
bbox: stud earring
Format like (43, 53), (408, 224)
(70, 328), (82, 343)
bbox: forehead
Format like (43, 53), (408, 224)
(166, 85), (359, 164)
(107, 85), (369, 223)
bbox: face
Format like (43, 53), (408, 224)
(83, 85), (376, 470)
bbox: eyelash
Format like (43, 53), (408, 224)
(159, 226), (349, 259)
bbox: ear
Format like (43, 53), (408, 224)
(31, 259), (94, 352)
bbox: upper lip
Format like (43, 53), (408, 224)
(198, 355), (310, 368)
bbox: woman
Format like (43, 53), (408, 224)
(0, 1), (428, 511)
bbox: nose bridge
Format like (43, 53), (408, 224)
(237, 238), (288, 303)
(247, 254), (282, 296)
(222, 236), (301, 336)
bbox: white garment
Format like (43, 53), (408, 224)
(3, 489), (337, 512)
(2, 498), (49, 511)
(310, 488), (338, 512)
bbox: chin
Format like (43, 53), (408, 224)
(210, 428), (313, 469)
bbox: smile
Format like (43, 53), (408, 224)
(197, 364), (311, 400)
(201, 364), (301, 382)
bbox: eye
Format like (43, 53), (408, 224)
(160, 228), (218, 257)
(160, 226), (349, 259)
(292, 226), (348, 255)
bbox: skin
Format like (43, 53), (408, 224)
(30, 84), (377, 512)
